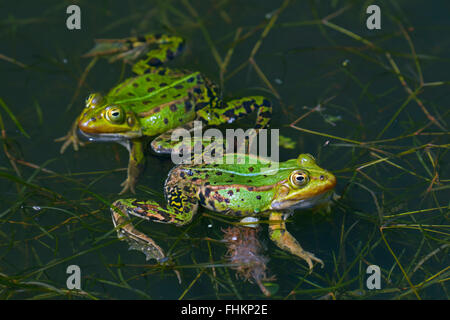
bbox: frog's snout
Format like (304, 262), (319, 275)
(78, 115), (98, 134)
(321, 171), (337, 191)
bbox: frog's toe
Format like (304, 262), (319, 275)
(55, 134), (85, 154)
(119, 178), (136, 194)
(304, 252), (324, 272)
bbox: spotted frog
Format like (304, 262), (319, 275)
(111, 153), (337, 270)
(56, 34), (272, 194)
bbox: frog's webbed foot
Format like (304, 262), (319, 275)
(268, 212), (324, 271)
(111, 197), (197, 283)
(55, 119), (85, 154)
(111, 200), (182, 283)
(119, 176), (136, 195)
(111, 200), (166, 261)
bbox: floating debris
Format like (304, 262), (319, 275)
(222, 226), (275, 297)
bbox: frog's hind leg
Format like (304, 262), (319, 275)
(268, 212), (324, 271)
(111, 187), (198, 258)
(150, 121), (197, 154)
(111, 188), (198, 262)
(83, 33), (185, 74)
(111, 200), (166, 262)
(197, 96), (272, 129)
(130, 34), (185, 74)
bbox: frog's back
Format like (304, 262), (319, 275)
(165, 155), (299, 215)
(107, 71), (205, 135)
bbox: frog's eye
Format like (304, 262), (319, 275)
(106, 106), (125, 124)
(289, 170), (309, 187)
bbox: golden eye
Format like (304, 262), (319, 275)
(106, 106), (125, 124)
(290, 170), (309, 187)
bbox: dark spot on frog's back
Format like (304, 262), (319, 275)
(248, 167), (254, 172)
(170, 104), (177, 112)
(132, 82), (139, 88)
(147, 87), (155, 93)
(166, 49), (174, 60)
(164, 118), (169, 124)
(227, 190), (234, 196)
(204, 188), (211, 197)
(159, 83), (168, 87)
(185, 101), (193, 112)
(187, 77), (195, 83)
(148, 57), (162, 66)
(256, 195), (261, 200)
(174, 84), (183, 89)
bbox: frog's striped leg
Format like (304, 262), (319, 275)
(268, 212), (324, 271)
(120, 139), (146, 194)
(111, 187), (198, 261)
(113, 187), (199, 227)
(149, 121), (227, 158)
(130, 34), (185, 75)
(150, 121), (196, 154)
(83, 34), (185, 74)
(197, 96), (272, 130)
(111, 200), (166, 262)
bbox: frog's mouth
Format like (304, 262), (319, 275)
(77, 129), (135, 151)
(270, 190), (334, 211)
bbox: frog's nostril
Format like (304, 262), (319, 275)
(320, 175), (325, 181)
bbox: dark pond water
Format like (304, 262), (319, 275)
(0, 0), (448, 299)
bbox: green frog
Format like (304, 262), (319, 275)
(56, 34), (272, 194)
(111, 153), (337, 270)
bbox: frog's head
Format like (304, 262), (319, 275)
(270, 154), (336, 210)
(77, 93), (142, 141)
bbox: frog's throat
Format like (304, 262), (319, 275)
(77, 129), (142, 151)
(78, 128), (142, 141)
(270, 190), (334, 211)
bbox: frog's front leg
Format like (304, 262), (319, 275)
(268, 212), (324, 271)
(120, 139), (146, 194)
(55, 117), (85, 154)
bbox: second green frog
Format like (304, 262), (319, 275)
(111, 153), (337, 271)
